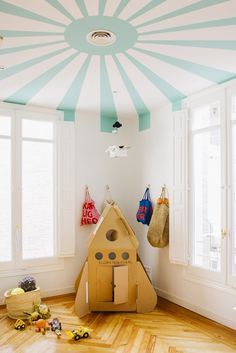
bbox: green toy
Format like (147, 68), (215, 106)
(34, 303), (51, 319)
(24, 303), (51, 324)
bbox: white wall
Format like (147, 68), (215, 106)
(123, 104), (172, 284)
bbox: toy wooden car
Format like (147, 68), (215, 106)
(66, 326), (91, 341)
(14, 319), (26, 330)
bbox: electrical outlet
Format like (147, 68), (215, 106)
(144, 265), (152, 282)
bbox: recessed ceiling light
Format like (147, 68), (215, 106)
(87, 30), (116, 46)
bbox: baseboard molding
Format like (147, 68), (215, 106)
(40, 286), (75, 299)
(0, 286), (75, 307)
(155, 287), (236, 330)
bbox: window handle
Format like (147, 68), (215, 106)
(221, 229), (227, 239)
(16, 225), (21, 249)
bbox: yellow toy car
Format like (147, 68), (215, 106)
(14, 319), (26, 330)
(66, 326), (91, 341)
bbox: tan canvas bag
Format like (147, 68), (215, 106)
(147, 187), (169, 248)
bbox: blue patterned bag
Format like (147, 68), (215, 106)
(136, 188), (153, 225)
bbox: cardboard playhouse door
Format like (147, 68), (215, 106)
(96, 265), (129, 305)
(96, 266), (113, 302)
(113, 266), (128, 305)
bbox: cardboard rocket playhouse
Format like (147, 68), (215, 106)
(75, 204), (157, 317)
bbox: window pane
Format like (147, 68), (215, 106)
(0, 116), (11, 136)
(22, 141), (54, 259)
(232, 95), (236, 121)
(232, 124), (236, 275)
(0, 139), (11, 261)
(192, 102), (220, 130)
(22, 119), (53, 140)
(192, 129), (221, 271)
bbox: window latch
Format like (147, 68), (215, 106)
(221, 229), (227, 239)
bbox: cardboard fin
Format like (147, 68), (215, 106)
(74, 262), (89, 318)
(136, 261), (157, 313)
(74, 258), (87, 291)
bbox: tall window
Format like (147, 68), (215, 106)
(170, 84), (236, 288)
(190, 102), (222, 272)
(0, 110), (57, 271)
(0, 116), (11, 262)
(230, 94), (236, 277)
(22, 119), (54, 260)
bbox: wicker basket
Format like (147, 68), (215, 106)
(4, 287), (41, 319)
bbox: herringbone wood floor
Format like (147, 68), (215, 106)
(0, 294), (235, 353)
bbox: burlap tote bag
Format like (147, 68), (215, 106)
(147, 187), (169, 248)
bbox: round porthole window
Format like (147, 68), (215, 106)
(108, 252), (116, 260)
(122, 252), (129, 260)
(95, 252), (103, 260)
(106, 229), (118, 241)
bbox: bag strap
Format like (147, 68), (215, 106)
(85, 185), (92, 203)
(163, 185), (169, 200)
(105, 185), (115, 205)
(143, 187), (151, 201)
(146, 188), (151, 201)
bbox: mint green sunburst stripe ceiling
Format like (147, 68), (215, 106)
(47, 0), (75, 21)
(0, 40), (65, 55)
(127, 0), (166, 22)
(0, 0), (66, 27)
(58, 55), (91, 114)
(74, 0), (88, 17)
(5, 52), (78, 105)
(100, 56), (117, 132)
(133, 47), (236, 83)
(138, 39), (236, 50)
(135, 0), (230, 28)
(98, 0), (106, 16)
(113, 55), (150, 131)
(113, 0), (129, 17)
(0, 0), (236, 131)
(0, 30), (63, 37)
(139, 17), (236, 35)
(0, 46), (70, 80)
(125, 53), (186, 109)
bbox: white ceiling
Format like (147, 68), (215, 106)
(0, 0), (236, 130)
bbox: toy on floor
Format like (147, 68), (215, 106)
(24, 303), (51, 324)
(35, 319), (50, 335)
(34, 303), (51, 319)
(14, 319), (26, 330)
(24, 310), (40, 324)
(49, 318), (62, 338)
(66, 326), (91, 341)
(18, 275), (36, 292)
(11, 287), (25, 295)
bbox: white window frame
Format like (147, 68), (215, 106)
(0, 108), (15, 272)
(227, 86), (236, 288)
(170, 81), (236, 292)
(186, 91), (227, 285)
(0, 103), (76, 277)
(15, 110), (59, 269)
